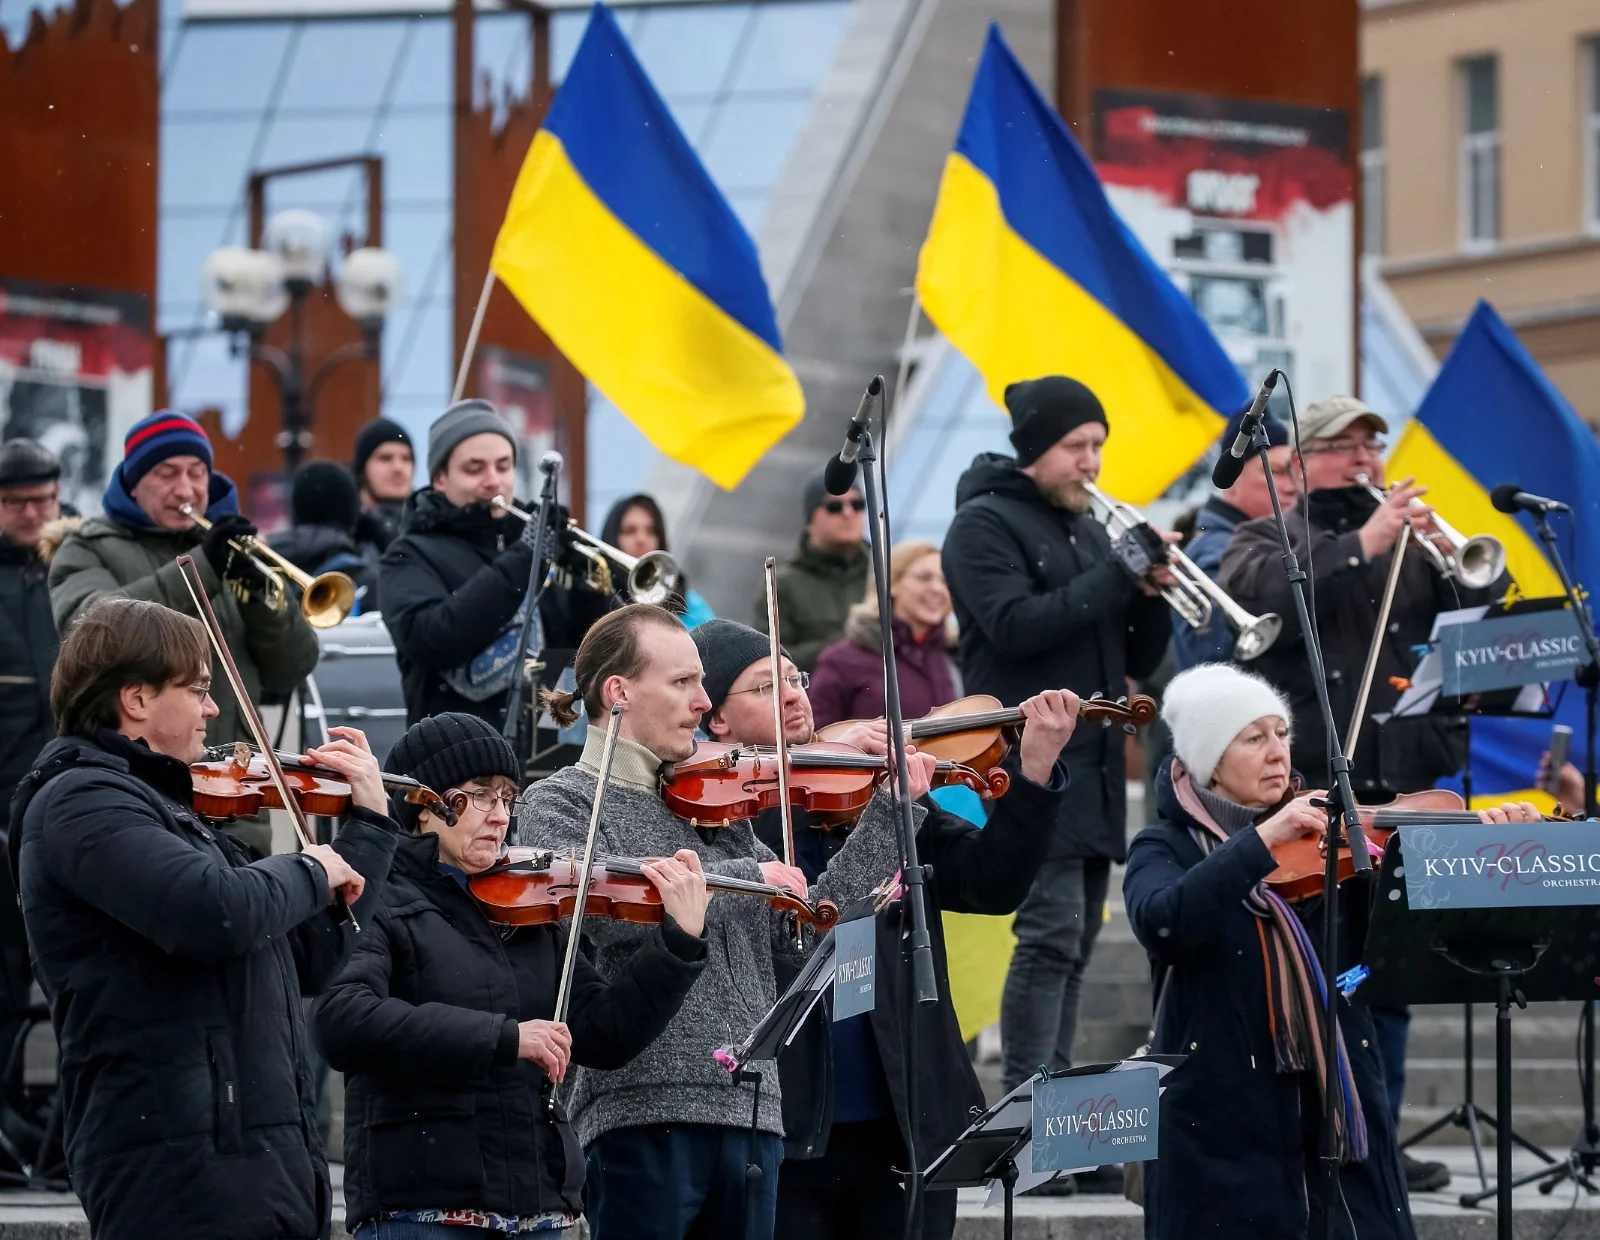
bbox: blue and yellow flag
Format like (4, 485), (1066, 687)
(1389, 300), (1600, 806)
(915, 24), (1247, 504)
(490, 5), (803, 490)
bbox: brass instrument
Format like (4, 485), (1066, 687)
(180, 504), (356, 628)
(1083, 481), (1282, 661)
(491, 495), (682, 605)
(1353, 473), (1506, 590)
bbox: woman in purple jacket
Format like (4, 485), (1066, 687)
(809, 539), (960, 729)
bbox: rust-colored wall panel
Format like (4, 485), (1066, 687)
(0, 0), (159, 301)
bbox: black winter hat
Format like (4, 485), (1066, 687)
(0, 439), (61, 488)
(801, 465), (829, 520)
(691, 618), (781, 728)
(353, 417), (413, 483)
(1004, 376), (1108, 466)
(290, 461), (360, 531)
(384, 712), (521, 830)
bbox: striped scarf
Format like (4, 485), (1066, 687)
(1174, 764), (1368, 1162)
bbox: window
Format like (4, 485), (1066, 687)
(1361, 75), (1385, 256)
(1459, 56), (1500, 247)
(1587, 38), (1600, 230)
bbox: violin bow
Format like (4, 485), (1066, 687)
(177, 556), (357, 930)
(762, 557), (797, 870)
(552, 701), (624, 1024)
(1344, 525), (1411, 763)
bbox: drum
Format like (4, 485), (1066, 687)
(304, 614), (409, 765)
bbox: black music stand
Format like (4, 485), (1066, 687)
(1360, 835), (1600, 1238)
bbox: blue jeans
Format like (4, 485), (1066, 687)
(354, 1224), (495, 1239)
(586, 1123), (783, 1240)
(1000, 856), (1111, 1091)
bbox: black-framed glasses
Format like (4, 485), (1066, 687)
(823, 498), (866, 515)
(445, 786), (519, 815)
(728, 671), (810, 699)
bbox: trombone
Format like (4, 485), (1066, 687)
(1083, 482), (1282, 662)
(1353, 473), (1505, 590)
(491, 496), (683, 606)
(180, 504), (356, 629)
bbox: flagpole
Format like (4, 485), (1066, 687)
(889, 288), (921, 425)
(453, 269), (497, 402)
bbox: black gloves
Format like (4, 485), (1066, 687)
(200, 514), (273, 598)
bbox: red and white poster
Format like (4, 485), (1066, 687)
(0, 280), (153, 515)
(477, 346), (569, 505)
(1094, 89), (1354, 406)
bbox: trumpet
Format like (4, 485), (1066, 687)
(1083, 482), (1282, 662)
(491, 496), (683, 606)
(1353, 474), (1505, 590)
(180, 505), (356, 629)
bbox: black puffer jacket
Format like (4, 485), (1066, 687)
(0, 534), (57, 825)
(942, 455), (1170, 859)
(11, 729), (399, 1240)
(377, 490), (610, 728)
(312, 831), (707, 1228)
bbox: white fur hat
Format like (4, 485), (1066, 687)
(1162, 663), (1293, 787)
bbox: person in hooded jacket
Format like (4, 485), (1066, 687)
(12, 596), (398, 1240)
(312, 713), (710, 1238)
(377, 400), (610, 730)
(808, 540), (958, 731)
(600, 493), (714, 627)
(940, 376), (1172, 1117)
(269, 461), (380, 616)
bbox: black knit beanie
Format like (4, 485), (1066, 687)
(0, 439), (60, 487)
(352, 417), (412, 483)
(383, 712), (521, 830)
(691, 618), (781, 729)
(1005, 376), (1108, 466)
(291, 461), (360, 530)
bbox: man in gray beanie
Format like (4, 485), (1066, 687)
(752, 462), (868, 672)
(378, 400), (608, 739)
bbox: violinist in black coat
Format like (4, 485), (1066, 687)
(689, 618), (1079, 1240)
(311, 713), (710, 1236)
(12, 597), (397, 1240)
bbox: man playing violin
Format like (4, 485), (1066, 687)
(10, 597), (399, 1240)
(690, 616), (1080, 1240)
(314, 711), (712, 1240)
(516, 603), (909, 1240)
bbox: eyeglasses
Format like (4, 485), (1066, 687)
(729, 672), (810, 699)
(178, 682), (214, 702)
(823, 498), (866, 515)
(1303, 437), (1385, 458)
(446, 786), (519, 815)
(0, 491), (58, 513)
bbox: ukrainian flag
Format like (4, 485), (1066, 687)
(1389, 300), (1600, 806)
(915, 24), (1248, 504)
(490, 4), (803, 490)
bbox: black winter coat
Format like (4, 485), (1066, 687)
(377, 489), (611, 728)
(1220, 487), (1504, 796)
(0, 535), (57, 826)
(11, 729), (399, 1240)
(312, 831), (707, 1228)
(752, 763), (1062, 1165)
(942, 455), (1170, 859)
(1123, 759), (1413, 1239)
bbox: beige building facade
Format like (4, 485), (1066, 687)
(1363, 0), (1600, 425)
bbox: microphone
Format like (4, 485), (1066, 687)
(538, 450), (564, 475)
(825, 375), (885, 495)
(1491, 483), (1570, 515)
(1211, 370), (1279, 490)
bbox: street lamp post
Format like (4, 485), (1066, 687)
(200, 207), (401, 478)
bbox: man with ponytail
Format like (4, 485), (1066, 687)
(518, 603), (910, 1240)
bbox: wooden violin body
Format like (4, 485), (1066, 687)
(189, 743), (452, 824)
(470, 848), (840, 929)
(1263, 789), (1469, 901)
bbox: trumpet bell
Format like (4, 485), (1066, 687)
(302, 572), (358, 629)
(1454, 535), (1506, 591)
(629, 551), (682, 606)
(1232, 613), (1282, 662)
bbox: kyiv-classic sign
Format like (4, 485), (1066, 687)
(1398, 821), (1600, 910)
(1439, 609), (1586, 696)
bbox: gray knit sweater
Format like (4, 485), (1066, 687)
(516, 729), (912, 1145)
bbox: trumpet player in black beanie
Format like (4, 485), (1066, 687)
(942, 377), (1174, 1189)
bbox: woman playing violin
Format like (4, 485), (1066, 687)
(1125, 663), (1541, 1239)
(311, 712), (712, 1240)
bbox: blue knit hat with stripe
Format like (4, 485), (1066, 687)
(118, 411), (213, 491)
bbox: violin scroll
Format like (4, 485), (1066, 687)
(1080, 692), (1158, 733)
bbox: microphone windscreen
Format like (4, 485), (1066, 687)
(823, 454), (859, 496)
(1489, 483), (1522, 514)
(1210, 450), (1247, 490)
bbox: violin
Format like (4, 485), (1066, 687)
(469, 847), (841, 929)
(1263, 789), (1473, 901)
(658, 740), (1006, 829)
(190, 742), (456, 826)
(816, 692), (1159, 785)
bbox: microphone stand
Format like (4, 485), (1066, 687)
(1241, 415), (1371, 1240)
(851, 387), (940, 1240)
(502, 455), (562, 768)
